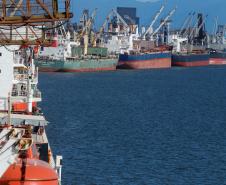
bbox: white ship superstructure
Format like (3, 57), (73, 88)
(0, 46), (15, 110)
(0, 1), (71, 184)
(38, 31), (78, 61)
(0, 46), (63, 184)
(0, 46), (41, 113)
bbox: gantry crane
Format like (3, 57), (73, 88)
(83, 8), (97, 54)
(91, 9), (132, 47)
(181, 12), (196, 37)
(150, 6), (177, 38)
(0, 0), (72, 46)
(142, 0), (167, 39)
(179, 12), (194, 36)
(188, 14), (207, 42)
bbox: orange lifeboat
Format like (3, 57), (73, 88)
(12, 102), (37, 112)
(0, 158), (58, 185)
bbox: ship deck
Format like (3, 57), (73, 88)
(0, 113), (48, 126)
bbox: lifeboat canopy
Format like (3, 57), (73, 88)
(0, 158), (58, 185)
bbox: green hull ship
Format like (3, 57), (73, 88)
(36, 46), (118, 72)
(35, 58), (118, 72)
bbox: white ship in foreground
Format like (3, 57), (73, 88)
(0, 0), (72, 184)
(0, 46), (63, 184)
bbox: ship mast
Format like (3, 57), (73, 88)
(7, 92), (11, 125)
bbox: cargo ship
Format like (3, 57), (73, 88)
(171, 33), (210, 67)
(0, 46), (63, 184)
(35, 34), (118, 72)
(118, 51), (172, 69)
(171, 13), (211, 67)
(36, 57), (117, 72)
(209, 49), (226, 65)
(172, 52), (210, 67)
(108, 5), (176, 70)
(171, 35), (210, 67)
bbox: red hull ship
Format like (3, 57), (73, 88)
(209, 50), (226, 65)
(118, 51), (172, 69)
(172, 53), (210, 67)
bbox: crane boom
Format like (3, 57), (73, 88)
(212, 16), (218, 35)
(87, 8), (97, 30)
(151, 6), (177, 37)
(189, 15), (207, 39)
(0, 0), (72, 46)
(99, 10), (113, 35)
(179, 12), (193, 35)
(99, 9), (131, 35)
(143, 0), (167, 37)
(197, 15), (207, 32)
(80, 8), (97, 36)
(183, 12), (196, 37)
(0, 0), (72, 25)
(112, 9), (129, 30)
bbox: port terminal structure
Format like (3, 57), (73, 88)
(0, 0), (72, 46)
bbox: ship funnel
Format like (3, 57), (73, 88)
(51, 33), (59, 48)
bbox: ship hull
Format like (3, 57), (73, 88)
(172, 53), (210, 67)
(117, 52), (172, 69)
(35, 60), (63, 72)
(210, 52), (226, 65)
(35, 59), (118, 72)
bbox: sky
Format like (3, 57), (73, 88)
(71, 0), (226, 32)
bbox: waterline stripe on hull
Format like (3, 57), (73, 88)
(209, 58), (226, 65)
(39, 67), (116, 72)
(117, 58), (171, 69)
(172, 61), (209, 67)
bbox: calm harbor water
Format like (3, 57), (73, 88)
(39, 66), (226, 185)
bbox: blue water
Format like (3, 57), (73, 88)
(39, 66), (226, 185)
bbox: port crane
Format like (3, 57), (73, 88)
(142, 0), (167, 39)
(83, 8), (97, 54)
(92, 9), (133, 47)
(179, 12), (195, 36)
(0, 0), (72, 46)
(98, 9), (131, 37)
(98, 11), (113, 37)
(74, 9), (98, 53)
(150, 6), (177, 39)
(80, 9), (97, 36)
(182, 12), (196, 38)
(111, 9), (130, 34)
(91, 10), (115, 47)
(212, 17), (218, 36)
(188, 14), (207, 42)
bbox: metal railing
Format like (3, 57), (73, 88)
(33, 90), (42, 99)
(11, 89), (41, 99)
(14, 58), (25, 65)
(11, 90), (27, 97)
(14, 74), (28, 81)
